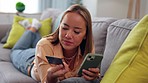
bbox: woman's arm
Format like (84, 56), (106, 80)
(35, 39), (67, 83)
(35, 45), (53, 82)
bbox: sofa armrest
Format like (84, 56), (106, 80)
(0, 24), (11, 40)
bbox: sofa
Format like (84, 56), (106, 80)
(0, 8), (138, 83)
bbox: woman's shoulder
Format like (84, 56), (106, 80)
(37, 37), (52, 46)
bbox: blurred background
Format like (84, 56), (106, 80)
(0, 0), (147, 19)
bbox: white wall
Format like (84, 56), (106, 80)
(83, 0), (98, 17)
(139, 0), (147, 19)
(84, 0), (148, 19)
(1, 0), (148, 24)
(96, 0), (129, 18)
(145, 0), (148, 14)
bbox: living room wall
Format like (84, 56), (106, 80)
(0, 13), (41, 24)
(0, 0), (147, 24)
(83, 0), (148, 19)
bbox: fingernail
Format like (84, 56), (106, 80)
(59, 64), (63, 67)
(82, 69), (85, 72)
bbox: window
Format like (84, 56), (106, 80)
(0, 0), (83, 13)
(0, 0), (39, 13)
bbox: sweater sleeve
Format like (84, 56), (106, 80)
(34, 38), (54, 83)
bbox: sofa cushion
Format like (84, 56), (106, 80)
(40, 8), (62, 26)
(3, 15), (52, 48)
(100, 19), (137, 77)
(92, 17), (117, 54)
(0, 43), (11, 62)
(101, 15), (148, 83)
(0, 62), (37, 83)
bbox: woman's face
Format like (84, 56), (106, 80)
(59, 12), (86, 51)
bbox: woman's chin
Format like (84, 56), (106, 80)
(62, 45), (75, 51)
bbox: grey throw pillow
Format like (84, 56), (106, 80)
(100, 19), (138, 77)
(40, 8), (62, 25)
(92, 17), (117, 54)
(1, 27), (11, 44)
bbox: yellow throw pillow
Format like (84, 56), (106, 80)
(3, 15), (52, 48)
(101, 15), (148, 83)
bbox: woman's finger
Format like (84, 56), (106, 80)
(53, 68), (67, 77)
(47, 64), (64, 78)
(82, 68), (100, 80)
(63, 61), (70, 71)
(83, 68), (99, 77)
(88, 68), (99, 75)
(82, 72), (94, 81)
(48, 65), (64, 73)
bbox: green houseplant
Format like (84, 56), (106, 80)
(16, 2), (25, 12)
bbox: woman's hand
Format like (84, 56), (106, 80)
(82, 67), (100, 81)
(46, 64), (67, 83)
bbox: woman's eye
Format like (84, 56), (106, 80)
(62, 27), (68, 30)
(74, 31), (80, 34)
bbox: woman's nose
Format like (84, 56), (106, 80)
(65, 31), (73, 39)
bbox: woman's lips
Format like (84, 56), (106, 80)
(63, 40), (73, 46)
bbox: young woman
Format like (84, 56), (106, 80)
(11, 4), (100, 83)
(34, 4), (100, 83)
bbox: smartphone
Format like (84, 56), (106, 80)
(77, 53), (103, 76)
(46, 56), (63, 65)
